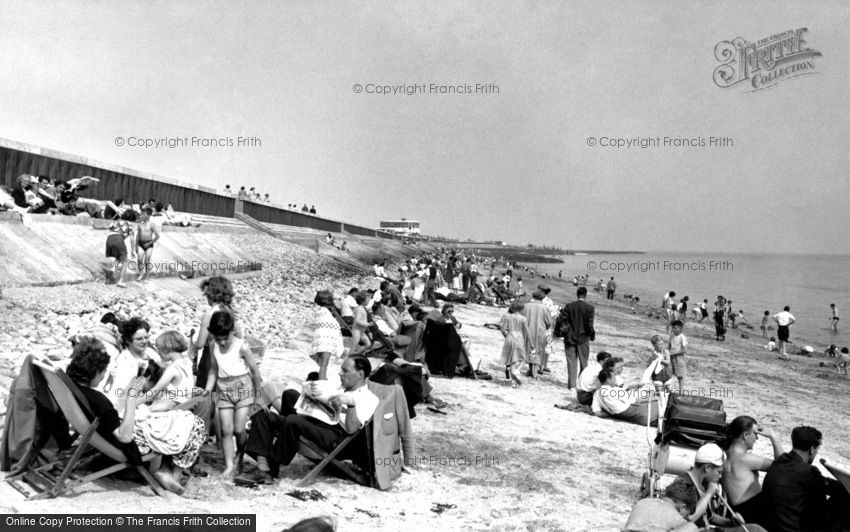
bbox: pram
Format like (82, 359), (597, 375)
(640, 389), (727, 497)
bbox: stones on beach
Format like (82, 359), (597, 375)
(0, 235), (399, 368)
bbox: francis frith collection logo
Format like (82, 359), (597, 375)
(713, 28), (822, 92)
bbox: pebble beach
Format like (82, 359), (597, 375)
(1, 236), (849, 532)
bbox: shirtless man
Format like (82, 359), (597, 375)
(135, 206), (161, 281)
(721, 415), (783, 525)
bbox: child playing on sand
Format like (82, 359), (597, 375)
(147, 330), (194, 411)
(644, 335), (674, 392)
(765, 337), (777, 352)
(761, 311), (770, 338)
(499, 301), (530, 388)
(668, 320), (687, 394)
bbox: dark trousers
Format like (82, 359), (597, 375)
(461, 274), (470, 292)
(424, 279), (437, 307)
(606, 290), (614, 300)
(576, 389), (594, 406)
(245, 389), (347, 467)
(564, 341), (590, 389)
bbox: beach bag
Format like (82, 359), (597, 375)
(661, 394), (726, 448)
(553, 309), (571, 339)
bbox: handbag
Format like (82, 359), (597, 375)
(553, 310), (571, 339)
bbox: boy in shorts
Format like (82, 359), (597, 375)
(668, 320), (687, 394)
(204, 311), (263, 478)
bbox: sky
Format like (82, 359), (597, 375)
(1, 1), (848, 253)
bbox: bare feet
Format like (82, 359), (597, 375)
(116, 282), (127, 288)
(222, 466), (237, 479)
(153, 470), (184, 495)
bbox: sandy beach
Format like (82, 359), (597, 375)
(2, 250), (849, 532)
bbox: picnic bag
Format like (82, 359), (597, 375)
(660, 393), (726, 448)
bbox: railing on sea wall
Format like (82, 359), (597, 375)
(241, 201), (342, 233)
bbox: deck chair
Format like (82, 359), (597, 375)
(363, 324), (398, 359)
(7, 360), (165, 499)
(296, 419), (375, 488)
(422, 319), (471, 378)
(297, 382), (412, 490)
(330, 305), (393, 358)
(329, 306), (353, 338)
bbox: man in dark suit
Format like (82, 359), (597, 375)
(560, 286), (595, 389)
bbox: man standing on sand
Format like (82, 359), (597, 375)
(773, 306), (796, 360)
(606, 277), (616, 300)
(559, 286), (595, 390)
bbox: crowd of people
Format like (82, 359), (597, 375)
(2, 227), (847, 530)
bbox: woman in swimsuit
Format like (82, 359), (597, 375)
(135, 206), (160, 281)
(105, 209), (138, 287)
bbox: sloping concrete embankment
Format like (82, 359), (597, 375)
(0, 214), (265, 287)
(0, 213), (429, 288)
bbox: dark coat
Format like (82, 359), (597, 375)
(423, 319), (463, 377)
(560, 299), (596, 346)
(1, 356), (72, 475)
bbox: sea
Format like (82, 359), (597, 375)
(526, 252), (850, 351)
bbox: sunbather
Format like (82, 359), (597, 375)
(592, 361), (659, 426)
(720, 416), (783, 526)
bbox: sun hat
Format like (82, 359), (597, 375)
(695, 443), (725, 466)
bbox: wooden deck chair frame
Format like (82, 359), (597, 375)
(363, 325), (397, 359)
(296, 419), (376, 488)
(15, 360), (166, 499)
(329, 306), (353, 337)
(329, 305), (393, 358)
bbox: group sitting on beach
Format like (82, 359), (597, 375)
(624, 422), (850, 532)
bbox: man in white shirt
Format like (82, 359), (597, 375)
(240, 357), (378, 484)
(773, 306), (796, 360)
(576, 351), (612, 405)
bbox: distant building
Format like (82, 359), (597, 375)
(379, 218), (421, 235)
